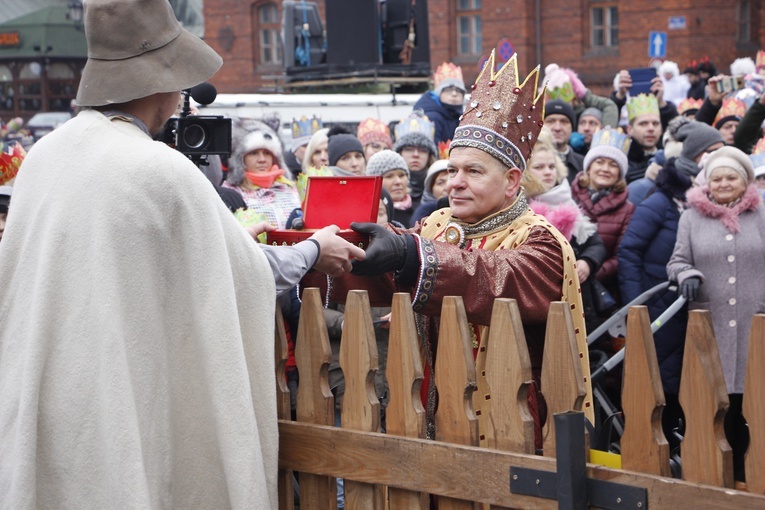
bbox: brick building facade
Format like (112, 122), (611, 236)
(203, 0), (765, 95)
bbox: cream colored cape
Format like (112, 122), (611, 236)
(421, 207), (594, 425)
(0, 110), (278, 509)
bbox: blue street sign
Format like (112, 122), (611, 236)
(648, 31), (667, 58)
(668, 16), (686, 30)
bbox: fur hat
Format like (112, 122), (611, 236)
(704, 146), (755, 184)
(328, 133), (364, 166)
(677, 121), (724, 161)
(658, 61), (680, 79)
(365, 149), (409, 179)
(227, 119), (287, 185)
(76, 0), (222, 106)
(393, 131), (437, 158)
(730, 57), (756, 76)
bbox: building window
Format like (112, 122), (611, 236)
(737, 0), (752, 42)
(457, 0), (482, 55)
(591, 5), (618, 48)
(255, 3), (282, 65)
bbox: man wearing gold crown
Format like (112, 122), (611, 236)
(350, 52), (593, 443)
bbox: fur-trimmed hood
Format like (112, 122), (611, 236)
(686, 184), (763, 233)
(227, 118), (288, 185)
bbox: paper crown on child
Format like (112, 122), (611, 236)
(434, 62), (466, 95)
(713, 98), (747, 128)
(0, 141), (26, 185)
(450, 50), (545, 171)
(290, 115), (323, 151)
(356, 117), (393, 148)
(678, 97), (704, 116)
(394, 110), (435, 141)
(756, 50), (765, 72)
(626, 93), (659, 121)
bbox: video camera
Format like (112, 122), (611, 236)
(159, 82), (231, 166)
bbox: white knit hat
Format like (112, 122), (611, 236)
(365, 150), (409, 179)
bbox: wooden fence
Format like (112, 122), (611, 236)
(276, 288), (765, 509)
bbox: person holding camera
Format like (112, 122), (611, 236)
(0, 1), (363, 508)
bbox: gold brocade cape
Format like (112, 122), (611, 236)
(419, 205), (595, 426)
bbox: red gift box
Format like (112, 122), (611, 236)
(267, 176), (382, 248)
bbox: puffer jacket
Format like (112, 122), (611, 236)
(571, 174), (635, 289)
(617, 161), (691, 394)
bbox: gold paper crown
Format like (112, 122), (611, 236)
(590, 128), (631, 154)
(678, 97), (703, 115)
(450, 51), (545, 170)
(756, 50), (765, 71)
(356, 117), (392, 147)
(713, 98), (746, 127)
(626, 94), (659, 122)
(434, 62), (464, 90)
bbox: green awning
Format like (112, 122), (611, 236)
(0, 6), (87, 59)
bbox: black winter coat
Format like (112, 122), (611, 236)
(413, 91), (462, 145)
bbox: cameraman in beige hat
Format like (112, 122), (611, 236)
(0, 1), (362, 508)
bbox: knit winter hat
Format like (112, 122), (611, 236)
(583, 128), (631, 180)
(704, 146), (755, 184)
(328, 133), (364, 166)
(365, 149), (410, 179)
(579, 107), (603, 124)
(544, 99), (576, 127)
(424, 159), (449, 194)
(393, 131), (437, 158)
(677, 121), (724, 162)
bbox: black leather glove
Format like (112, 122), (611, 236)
(680, 277), (701, 301)
(349, 222), (408, 277)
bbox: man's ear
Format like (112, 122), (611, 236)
(625, 123), (633, 136)
(505, 167), (523, 198)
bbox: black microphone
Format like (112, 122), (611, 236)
(190, 82), (217, 106)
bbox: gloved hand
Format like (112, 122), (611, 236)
(680, 277), (701, 301)
(349, 222), (408, 277)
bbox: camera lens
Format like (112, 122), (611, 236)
(182, 124), (207, 149)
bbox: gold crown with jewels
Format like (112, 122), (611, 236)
(449, 50), (545, 171)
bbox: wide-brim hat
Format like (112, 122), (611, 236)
(76, 0), (223, 107)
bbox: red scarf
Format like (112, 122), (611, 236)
(245, 165), (285, 188)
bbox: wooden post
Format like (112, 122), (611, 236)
(540, 302), (586, 457)
(295, 288), (336, 509)
(434, 296), (479, 510)
(386, 293), (428, 510)
(621, 306), (671, 476)
(678, 310), (733, 488)
(482, 298), (535, 455)
(275, 307), (295, 510)
(744, 314), (765, 494)
(339, 290), (381, 509)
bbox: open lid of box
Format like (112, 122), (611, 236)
(302, 176), (383, 229)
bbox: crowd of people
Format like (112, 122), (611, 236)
(1, 0), (765, 504)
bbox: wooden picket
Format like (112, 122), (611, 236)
(743, 314), (765, 494)
(274, 309), (294, 510)
(385, 293), (428, 509)
(678, 310), (733, 488)
(277, 290), (765, 508)
(620, 306), (671, 476)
